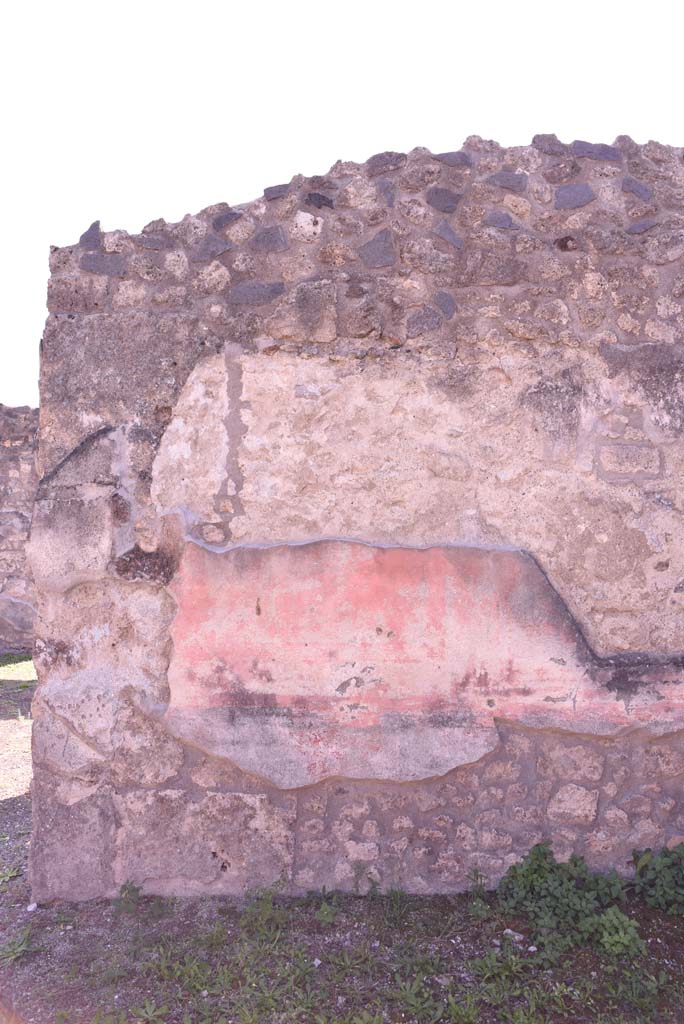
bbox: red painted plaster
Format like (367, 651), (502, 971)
(163, 541), (684, 786)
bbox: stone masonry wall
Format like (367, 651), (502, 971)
(29, 135), (684, 900)
(0, 405), (38, 655)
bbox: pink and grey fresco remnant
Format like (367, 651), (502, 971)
(28, 135), (684, 900)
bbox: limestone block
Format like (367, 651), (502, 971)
(30, 770), (116, 901)
(113, 789), (296, 895)
(547, 784), (600, 825)
(34, 579), (175, 691)
(29, 495), (113, 593)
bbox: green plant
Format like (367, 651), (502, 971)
(384, 887), (410, 928)
(469, 947), (526, 983)
(240, 885), (288, 939)
(174, 953), (211, 993)
(498, 842), (638, 963)
(508, 1006), (548, 1024)
(145, 940), (177, 981)
(0, 864), (21, 884)
(235, 1009), (260, 1024)
(467, 867), (488, 900)
(197, 921), (225, 952)
(315, 897), (338, 926)
(282, 983), (318, 1016)
(391, 974), (441, 1020)
(114, 881), (143, 914)
(633, 844), (684, 914)
(546, 981), (576, 1014)
(596, 905), (645, 958)
(443, 991), (480, 1023)
(99, 961), (128, 984)
(480, 975), (519, 1011)
(396, 945), (445, 977)
(182, 1015), (228, 1024)
(0, 925), (34, 964)
(130, 1000), (169, 1024)
(466, 867), (492, 920)
(210, 962), (238, 993)
(468, 895), (492, 921)
(146, 896), (171, 921)
(602, 962), (670, 1012)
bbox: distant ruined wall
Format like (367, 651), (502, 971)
(0, 405), (37, 655)
(29, 135), (684, 901)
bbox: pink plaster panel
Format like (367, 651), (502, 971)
(164, 541), (684, 787)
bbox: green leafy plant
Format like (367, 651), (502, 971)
(315, 897), (338, 926)
(498, 842), (637, 963)
(130, 1000), (169, 1024)
(632, 844), (684, 914)
(90, 1013), (128, 1024)
(173, 952), (211, 993)
(391, 973), (441, 1020)
(0, 864), (21, 885)
(596, 905), (645, 958)
(469, 946), (525, 984)
(0, 925), (34, 964)
(240, 885), (288, 939)
(201, 921), (227, 951)
(443, 991), (480, 1023)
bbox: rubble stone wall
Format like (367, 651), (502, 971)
(30, 135), (684, 900)
(0, 405), (38, 655)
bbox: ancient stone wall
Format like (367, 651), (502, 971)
(0, 404), (38, 655)
(30, 136), (684, 901)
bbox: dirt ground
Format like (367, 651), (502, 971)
(4, 657), (684, 1024)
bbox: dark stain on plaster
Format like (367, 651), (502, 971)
(594, 652), (684, 697)
(110, 493), (131, 525)
(336, 676), (366, 696)
(520, 367), (583, 436)
(34, 637), (78, 669)
(113, 545), (178, 585)
(523, 549), (684, 696)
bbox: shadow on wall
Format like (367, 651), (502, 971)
(0, 405), (38, 657)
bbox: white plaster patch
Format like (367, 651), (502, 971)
(151, 353), (230, 522)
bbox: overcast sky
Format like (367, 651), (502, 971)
(2, 0), (681, 407)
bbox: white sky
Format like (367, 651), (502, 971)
(2, 0), (682, 407)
